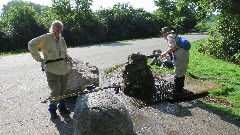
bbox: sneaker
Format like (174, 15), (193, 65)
(50, 111), (58, 119)
(59, 107), (71, 114)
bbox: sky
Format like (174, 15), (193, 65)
(0, 0), (157, 13)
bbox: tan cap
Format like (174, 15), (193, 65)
(161, 27), (170, 33)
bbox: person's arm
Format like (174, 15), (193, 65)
(28, 35), (45, 62)
(66, 53), (72, 64)
(162, 35), (179, 57)
(62, 39), (72, 64)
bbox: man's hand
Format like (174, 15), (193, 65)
(66, 57), (73, 64)
(162, 52), (167, 58)
(37, 58), (44, 63)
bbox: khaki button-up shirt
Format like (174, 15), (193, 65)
(28, 33), (70, 75)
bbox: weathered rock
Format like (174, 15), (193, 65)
(73, 90), (134, 135)
(66, 59), (99, 94)
(122, 53), (156, 100)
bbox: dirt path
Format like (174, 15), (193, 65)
(0, 34), (239, 135)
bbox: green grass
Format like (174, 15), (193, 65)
(150, 38), (240, 119)
(0, 49), (29, 56)
(189, 39), (240, 119)
(104, 64), (125, 74)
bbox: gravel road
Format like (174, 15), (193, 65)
(0, 34), (239, 135)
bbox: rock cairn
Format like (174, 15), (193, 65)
(122, 53), (156, 101)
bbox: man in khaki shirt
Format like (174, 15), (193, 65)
(28, 20), (72, 119)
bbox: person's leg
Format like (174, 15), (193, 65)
(173, 49), (189, 95)
(173, 76), (181, 94)
(46, 72), (61, 119)
(180, 75), (185, 91)
(58, 73), (70, 114)
(60, 73), (68, 96)
(179, 50), (189, 93)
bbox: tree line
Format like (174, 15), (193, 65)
(0, 0), (239, 64)
(0, 0), (197, 51)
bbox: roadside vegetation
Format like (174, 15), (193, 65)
(104, 64), (125, 74)
(150, 39), (240, 119)
(0, 49), (28, 56)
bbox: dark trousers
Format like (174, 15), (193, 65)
(173, 75), (185, 93)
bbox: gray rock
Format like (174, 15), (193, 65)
(73, 90), (134, 135)
(66, 59), (99, 94)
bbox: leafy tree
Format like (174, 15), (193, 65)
(0, 30), (11, 52)
(1, 0), (45, 17)
(48, 0), (102, 46)
(154, 0), (197, 34)
(0, 1), (46, 51)
(0, 0), (199, 52)
(96, 3), (159, 41)
(154, 0), (177, 28)
(181, 0), (240, 64)
(73, 0), (103, 44)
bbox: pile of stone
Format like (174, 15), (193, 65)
(122, 53), (156, 101)
(149, 49), (163, 66)
(66, 59), (99, 94)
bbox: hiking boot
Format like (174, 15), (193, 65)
(59, 107), (71, 114)
(50, 111), (58, 119)
(58, 100), (71, 114)
(48, 104), (58, 119)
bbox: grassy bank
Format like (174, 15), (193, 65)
(150, 38), (240, 119)
(189, 39), (240, 119)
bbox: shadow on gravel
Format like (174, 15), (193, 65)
(150, 101), (193, 117)
(194, 102), (240, 128)
(151, 99), (240, 127)
(147, 92), (208, 117)
(50, 96), (78, 135)
(51, 116), (74, 135)
(66, 96), (78, 111)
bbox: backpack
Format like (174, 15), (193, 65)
(176, 36), (191, 50)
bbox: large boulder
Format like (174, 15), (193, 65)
(66, 60), (99, 94)
(73, 90), (134, 135)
